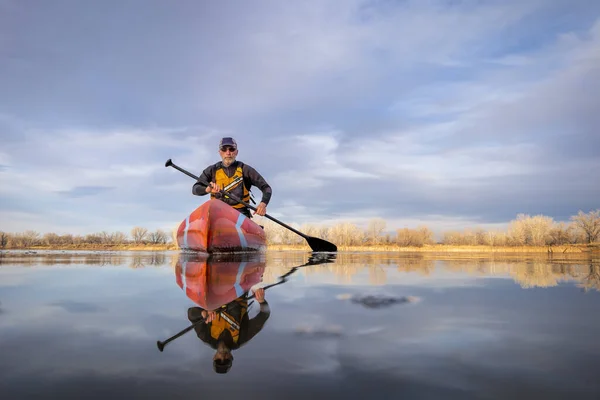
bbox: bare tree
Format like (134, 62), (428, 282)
(131, 227), (148, 244)
(462, 230), (478, 245)
(148, 229), (168, 244)
(488, 231), (508, 246)
(85, 233), (103, 244)
(508, 216), (527, 245)
(529, 215), (554, 246)
(170, 227), (179, 246)
(262, 220), (303, 245)
(416, 226), (434, 245)
(570, 210), (600, 244)
(442, 231), (462, 245)
(578, 265), (600, 292)
(100, 231), (113, 244)
(112, 231), (128, 245)
(397, 228), (415, 246)
(281, 225), (304, 245)
(43, 233), (58, 246)
(396, 227), (433, 247)
(508, 214), (553, 246)
(328, 222), (364, 246)
(21, 230), (40, 247)
(262, 220), (283, 244)
(366, 218), (386, 245)
(0, 231), (7, 249)
(548, 222), (574, 245)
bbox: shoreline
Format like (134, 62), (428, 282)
(1, 243), (598, 254)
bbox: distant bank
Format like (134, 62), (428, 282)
(1, 243), (598, 254)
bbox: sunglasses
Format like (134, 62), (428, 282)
(220, 146), (237, 152)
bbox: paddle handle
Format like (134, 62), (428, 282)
(165, 159), (308, 239)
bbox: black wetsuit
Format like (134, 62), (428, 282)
(188, 299), (271, 350)
(192, 160), (272, 218)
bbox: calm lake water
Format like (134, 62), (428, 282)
(1, 250), (599, 399)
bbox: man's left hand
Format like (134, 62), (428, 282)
(254, 288), (266, 303)
(254, 202), (267, 216)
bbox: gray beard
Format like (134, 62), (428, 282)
(222, 159), (236, 167)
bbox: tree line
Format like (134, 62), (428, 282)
(1, 209), (598, 250)
(0, 227), (172, 249)
(262, 209), (600, 247)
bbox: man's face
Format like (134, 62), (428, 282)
(213, 350), (233, 362)
(219, 146), (238, 166)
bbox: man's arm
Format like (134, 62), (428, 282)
(239, 288), (270, 344)
(242, 300), (271, 343)
(192, 165), (215, 196)
(188, 307), (218, 348)
(243, 165), (272, 205)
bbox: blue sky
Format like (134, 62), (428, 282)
(1, 0), (599, 236)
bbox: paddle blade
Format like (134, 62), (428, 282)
(306, 236), (337, 252)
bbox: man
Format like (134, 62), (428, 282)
(192, 137), (272, 219)
(187, 288), (270, 374)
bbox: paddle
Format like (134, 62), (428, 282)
(156, 253), (336, 352)
(165, 158), (337, 253)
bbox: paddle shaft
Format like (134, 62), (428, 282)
(247, 267), (300, 298)
(156, 322), (198, 352)
(165, 159), (310, 240)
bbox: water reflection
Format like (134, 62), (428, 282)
(157, 252), (336, 374)
(0, 250), (170, 268)
(0, 250), (598, 291)
(0, 250), (599, 398)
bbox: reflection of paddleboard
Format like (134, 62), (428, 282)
(175, 254), (265, 310)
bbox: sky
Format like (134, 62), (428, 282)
(1, 0), (599, 236)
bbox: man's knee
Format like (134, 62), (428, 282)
(240, 209), (252, 219)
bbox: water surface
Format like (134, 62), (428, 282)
(1, 250), (599, 399)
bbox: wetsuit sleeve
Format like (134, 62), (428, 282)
(243, 165), (272, 205)
(188, 307), (217, 349)
(192, 165), (215, 196)
(240, 301), (271, 344)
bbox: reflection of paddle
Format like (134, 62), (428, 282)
(165, 158), (337, 253)
(248, 253), (337, 297)
(156, 253), (336, 352)
(157, 324), (198, 352)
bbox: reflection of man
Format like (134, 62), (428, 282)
(187, 288), (270, 374)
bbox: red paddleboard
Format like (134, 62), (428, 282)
(175, 199), (266, 253)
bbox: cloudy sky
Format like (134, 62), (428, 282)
(1, 0), (599, 236)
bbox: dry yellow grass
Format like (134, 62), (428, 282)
(266, 243), (597, 253)
(6, 243), (599, 255)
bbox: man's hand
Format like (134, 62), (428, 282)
(205, 182), (223, 194)
(254, 288), (266, 303)
(201, 310), (217, 322)
(254, 202), (267, 216)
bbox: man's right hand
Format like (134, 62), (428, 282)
(205, 182), (223, 194)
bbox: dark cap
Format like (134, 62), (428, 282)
(213, 359), (233, 374)
(219, 137), (237, 150)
